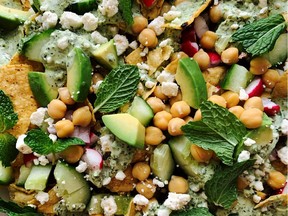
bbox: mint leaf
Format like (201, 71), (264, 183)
(24, 129), (85, 155)
(182, 101), (247, 166)
(119, 0), (133, 25)
(0, 133), (17, 167)
(171, 207), (213, 216)
(205, 159), (255, 209)
(0, 198), (42, 216)
(93, 65), (140, 113)
(0, 90), (18, 132)
(232, 14), (286, 56)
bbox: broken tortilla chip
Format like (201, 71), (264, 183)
(0, 64), (38, 137)
(9, 53), (44, 72)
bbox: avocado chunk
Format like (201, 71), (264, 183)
(91, 39), (118, 70)
(0, 5), (32, 30)
(67, 47), (92, 102)
(102, 113), (145, 148)
(175, 57), (207, 109)
(28, 71), (58, 107)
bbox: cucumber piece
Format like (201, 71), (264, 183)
(67, 47), (92, 102)
(65, 0), (98, 15)
(21, 29), (54, 62)
(263, 33), (288, 66)
(220, 64), (254, 93)
(28, 71), (59, 107)
(150, 144), (175, 181)
(0, 161), (13, 185)
(128, 96), (154, 126)
(16, 165), (32, 186)
(87, 194), (105, 215)
(63, 186), (91, 212)
(24, 164), (52, 190)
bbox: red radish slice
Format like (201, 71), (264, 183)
(141, 0), (156, 8)
(89, 132), (98, 145)
(71, 126), (90, 143)
(181, 40), (199, 57)
(262, 98), (281, 116)
(207, 51), (221, 66)
(23, 153), (37, 166)
(194, 16), (209, 38)
(245, 77), (264, 97)
(81, 148), (103, 170)
(181, 25), (197, 42)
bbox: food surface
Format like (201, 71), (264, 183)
(0, 0), (287, 215)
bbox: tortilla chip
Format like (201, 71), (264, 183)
(9, 53), (44, 72)
(0, 64), (38, 137)
(254, 194), (288, 209)
(125, 47), (144, 65)
(21, 0), (31, 11)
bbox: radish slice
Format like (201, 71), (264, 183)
(280, 182), (288, 194)
(23, 153), (37, 166)
(262, 98), (281, 116)
(207, 51), (221, 66)
(194, 16), (209, 38)
(71, 126), (90, 143)
(181, 25), (197, 42)
(89, 132), (98, 145)
(245, 77), (264, 97)
(81, 148), (103, 170)
(181, 40), (199, 57)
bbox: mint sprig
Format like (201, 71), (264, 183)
(0, 133), (17, 167)
(93, 65), (140, 113)
(171, 207), (213, 216)
(0, 198), (42, 216)
(119, 0), (133, 25)
(204, 159), (255, 209)
(0, 90), (18, 132)
(232, 14), (286, 56)
(182, 101), (247, 166)
(24, 129), (85, 155)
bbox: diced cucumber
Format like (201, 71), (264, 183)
(0, 161), (13, 185)
(150, 144), (175, 181)
(21, 29), (54, 62)
(63, 186), (91, 212)
(16, 165), (32, 186)
(88, 194), (105, 215)
(220, 64), (254, 93)
(128, 96), (154, 126)
(24, 164), (52, 190)
(65, 0), (98, 15)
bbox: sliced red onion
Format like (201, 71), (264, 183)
(194, 16), (209, 38)
(71, 126), (91, 143)
(245, 77), (264, 97)
(181, 25), (197, 42)
(88, 132), (98, 146)
(64, 110), (73, 121)
(81, 148), (103, 170)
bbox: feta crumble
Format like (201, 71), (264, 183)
(148, 16), (165, 36)
(41, 11), (58, 30)
(82, 13), (98, 32)
(281, 119), (288, 135)
(277, 146), (288, 165)
(16, 134), (32, 154)
(115, 170), (126, 180)
(153, 178), (165, 187)
(163, 192), (191, 210)
(35, 191), (49, 205)
(30, 107), (48, 127)
(57, 36), (69, 50)
(60, 12), (82, 29)
(76, 160), (88, 173)
(133, 194), (149, 206)
(91, 31), (108, 44)
(160, 82), (179, 97)
(99, 134), (114, 152)
(113, 34), (129, 56)
(100, 196), (117, 216)
(237, 150), (250, 162)
(157, 70), (175, 83)
(244, 138), (256, 146)
(98, 0), (119, 18)
(239, 88), (249, 100)
(163, 7), (181, 22)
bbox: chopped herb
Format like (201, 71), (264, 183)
(232, 14), (286, 56)
(93, 65), (140, 113)
(0, 198), (42, 216)
(24, 129), (85, 155)
(0, 133), (17, 167)
(119, 0), (133, 25)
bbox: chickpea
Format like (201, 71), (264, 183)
(55, 119), (74, 138)
(146, 97), (165, 113)
(267, 171), (286, 190)
(262, 69), (280, 89)
(153, 110), (172, 130)
(131, 16), (148, 34)
(208, 95), (227, 108)
(237, 176), (249, 190)
(221, 91), (239, 108)
(209, 5), (222, 23)
(58, 87), (75, 105)
(184, 116), (193, 123)
(132, 162), (151, 181)
(200, 31), (218, 50)
(59, 145), (84, 164)
(145, 126), (166, 145)
(136, 179), (156, 199)
(168, 117), (186, 136)
(243, 97), (264, 111)
(92, 73), (104, 85)
(164, 104), (171, 113)
(72, 106), (92, 127)
(153, 86), (168, 101)
(193, 109), (202, 121)
(193, 49), (210, 70)
(138, 28), (157, 48)
(170, 101), (191, 118)
(168, 175), (189, 193)
(169, 92), (182, 106)
(239, 108), (263, 129)
(228, 106), (244, 119)
(221, 47), (239, 65)
(190, 144), (213, 163)
(47, 99), (67, 119)
(250, 57), (271, 75)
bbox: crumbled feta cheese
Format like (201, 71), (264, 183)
(49, 134), (57, 143)
(239, 88), (249, 100)
(160, 82), (179, 97)
(281, 119), (288, 135)
(254, 154), (264, 165)
(159, 38), (171, 47)
(76, 160), (88, 173)
(92, 80), (103, 93)
(153, 178), (165, 187)
(133, 194), (149, 206)
(91, 31), (108, 44)
(41, 11), (58, 30)
(237, 150), (250, 162)
(129, 40), (138, 49)
(163, 192), (191, 210)
(30, 107), (48, 127)
(38, 155), (49, 166)
(35, 191), (49, 205)
(244, 138), (256, 146)
(98, 0), (119, 17)
(230, 23), (239, 30)
(163, 9), (181, 22)
(277, 146), (288, 165)
(157, 207), (172, 216)
(60, 12), (82, 29)
(157, 70), (175, 83)
(253, 181), (264, 191)
(253, 194), (261, 203)
(101, 196), (117, 216)
(148, 16), (165, 36)
(113, 34), (129, 55)
(16, 134), (32, 154)
(82, 13), (98, 31)
(115, 170), (126, 180)
(57, 36), (69, 50)
(145, 80), (156, 89)
(99, 134), (114, 152)
(137, 62), (150, 71)
(102, 177), (111, 185)
(140, 47), (149, 56)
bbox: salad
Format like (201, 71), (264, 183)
(0, 0), (287, 215)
